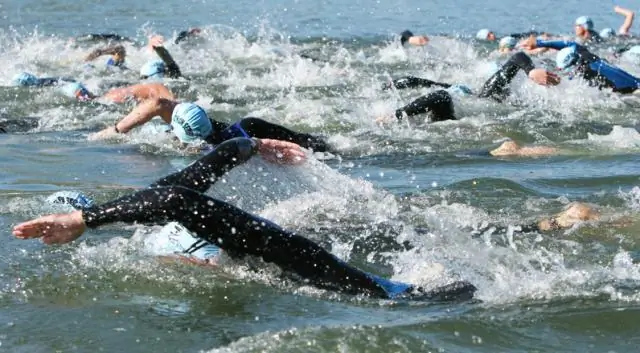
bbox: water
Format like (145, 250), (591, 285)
(1, 0), (640, 351)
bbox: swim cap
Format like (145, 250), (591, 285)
(498, 36), (517, 49)
(447, 84), (473, 96)
(476, 29), (491, 40)
(170, 103), (213, 143)
(600, 27), (616, 39)
(140, 59), (165, 79)
(12, 72), (42, 86)
(575, 16), (594, 31)
(46, 191), (94, 210)
(400, 30), (414, 46)
(556, 46), (579, 70)
(59, 82), (91, 100)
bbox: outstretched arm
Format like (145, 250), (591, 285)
(615, 6), (635, 35)
(85, 45), (126, 62)
(89, 98), (176, 140)
(153, 46), (183, 79)
(383, 76), (451, 90)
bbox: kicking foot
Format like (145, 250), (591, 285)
(13, 210), (86, 245)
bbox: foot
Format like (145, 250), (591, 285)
(13, 210), (86, 245)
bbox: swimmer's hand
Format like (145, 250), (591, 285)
(13, 210), (86, 245)
(375, 115), (394, 127)
(518, 35), (537, 50)
(148, 35), (165, 49)
(255, 138), (306, 165)
(88, 126), (119, 141)
(528, 68), (561, 86)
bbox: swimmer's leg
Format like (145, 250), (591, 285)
(395, 90), (455, 122)
(478, 52), (535, 102)
(234, 117), (333, 152)
(384, 76), (451, 90)
(150, 137), (259, 192)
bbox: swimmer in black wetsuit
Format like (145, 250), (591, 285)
(90, 98), (334, 152)
(399, 30), (429, 47)
(12, 137), (476, 301)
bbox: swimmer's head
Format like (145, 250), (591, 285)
(556, 46), (579, 71)
(400, 30), (414, 46)
(599, 27), (616, 39)
(170, 103), (213, 144)
(59, 82), (93, 101)
(12, 72), (42, 86)
(447, 84), (473, 97)
(575, 16), (594, 36)
(476, 29), (496, 41)
(498, 36), (517, 51)
(140, 60), (166, 80)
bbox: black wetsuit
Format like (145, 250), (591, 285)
(80, 137), (476, 300)
(478, 51), (536, 102)
(393, 90), (455, 122)
(206, 117), (334, 153)
(75, 33), (134, 43)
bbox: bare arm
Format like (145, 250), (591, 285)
(615, 6), (635, 35)
(85, 45), (125, 62)
(89, 98), (176, 140)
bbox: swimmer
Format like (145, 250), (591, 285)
(12, 137), (476, 301)
(89, 98), (334, 152)
(489, 140), (558, 157)
(174, 28), (202, 45)
(57, 81), (174, 103)
(84, 44), (127, 69)
(73, 33), (134, 44)
(476, 29), (497, 41)
(400, 30), (429, 47)
(521, 36), (640, 93)
(574, 16), (603, 44)
(377, 52), (560, 122)
(11, 72), (75, 87)
(139, 44), (183, 80)
(498, 36), (517, 54)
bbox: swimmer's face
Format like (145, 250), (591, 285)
(112, 52), (125, 64)
(575, 25), (586, 36)
(487, 32), (496, 41)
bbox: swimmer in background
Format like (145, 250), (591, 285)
(600, 6), (635, 40)
(89, 98), (334, 152)
(399, 30), (429, 47)
(83, 44), (127, 70)
(13, 137), (476, 301)
(574, 16), (603, 44)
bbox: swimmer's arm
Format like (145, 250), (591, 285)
(384, 76), (451, 90)
(174, 28), (201, 44)
(150, 137), (260, 191)
(84, 45), (125, 62)
(615, 6), (635, 35)
(114, 98), (174, 133)
(153, 46), (183, 79)
(535, 39), (577, 50)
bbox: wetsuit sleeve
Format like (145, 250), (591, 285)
(535, 40), (577, 50)
(153, 46), (183, 79)
(149, 137), (259, 192)
(81, 185), (404, 298)
(394, 90), (455, 122)
(233, 117), (334, 153)
(384, 76), (451, 90)
(478, 52), (536, 101)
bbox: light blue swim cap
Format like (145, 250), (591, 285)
(59, 82), (91, 99)
(12, 72), (41, 86)
(556, 46), (579, 70)
(575, 16), (594, 31)
(600, 28), (616, 39)
(499, 36), (517, 49)
(447, 84), (473, 96)
(140, 60), (165, 79)
(170, 103), (213, 143)
(46, 191), (94, 210)
(476, 29), (491, 40)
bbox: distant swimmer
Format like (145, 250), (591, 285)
(89, 98), (334, 152)
(139, 41), (184, 80)
(521, 36), (640, 93)
(11, 72), (76, 87)
(600, 6), (635, 39)
(574, 16), (603, 44)
(13, 137), (476, 302)
(399, 30), (429, 46)
(476, 29), (497, 41)
(73, 33), (135, 44)
(174, 28), (203, 45)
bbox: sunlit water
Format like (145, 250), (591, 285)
(1, 0), (640, 352)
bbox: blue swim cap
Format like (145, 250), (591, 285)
(46, 191), (94, 210)
(447, 84), (473, 96)
(12, 72), (42, 86)
(556, 46), (579, 70)
(575, 16), (594, 31)
(170, 103), (213, 143)
(476, 29), (491, 40)
(498, 36), (517, 49)
(59, 82), (91, 100)
(140, 60), (165, 79)
(600, 28), (616, 39)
